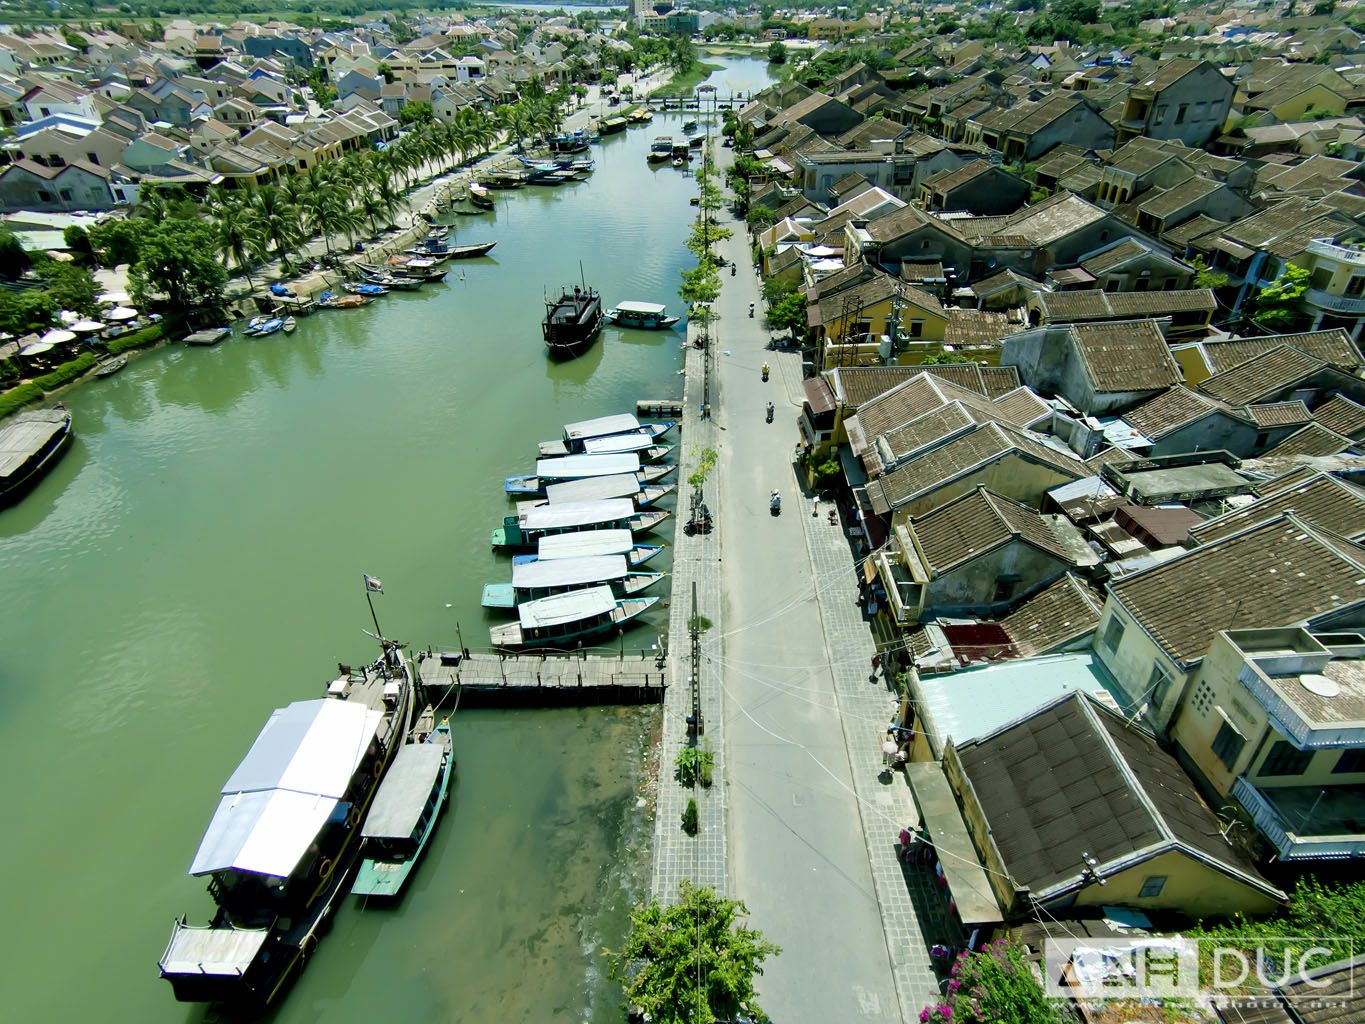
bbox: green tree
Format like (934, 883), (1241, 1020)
(398, 100), (434, 126)
(920, 350), (972, 365)
(766, 41), (787, 64)
(38, 262), (101, 316)
(1251, 262), (1311, 332)
(679, 263), (721, 307)
(129, 220), (228, 323)
(608, 881), (780, 1024)
(764, 291), (807, 343)
(0, 228), (31, 279)
(0, 289), (55, 335)
(249, 186), (303, 271)
(1191, 255), (1229, 290)
(926, 941), (1068, 1024)
(86, 218), (147, 266)
(63, 224), (94, 262)
(377, 62), (395, 84)
(1050, 0), (1100, 23)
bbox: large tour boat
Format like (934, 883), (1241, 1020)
(489, 586), (659, 649)
(158, 640), (413, 1007)
(542, 284), (604, 358)
(0, 406), (72, 507)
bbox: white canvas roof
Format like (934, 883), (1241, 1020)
(615, 301), (667, 314)
(522, 498), (634, 530)
(512, 554), (627, 589)
(545, 473), (641, 504)
(563, 413), (640, 442)
(222, 699), (383, 798)
(537, 529), (634, 560)
(583, 433), (654, 455)
(535, 453), (640, 479)
(362, 743), (445, 840)
(518, 586), (616, 628)
(160, 924), (270, 976)
(190, 788), (340, 877)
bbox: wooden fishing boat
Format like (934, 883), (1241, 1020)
(444, 241), (497, 259)
(536, 415), (676, 457)
(93, 354), (127, 377)
(281, 317), (297, 334)
(543, 284), (603, 359)
(468, 182), (495, 208)
(318, 291), (370, 309)
(479, 169), (527, 189)
(580, 435), (672, 462)
(542, 474), (675, 507)
(159, 642), (414, 1007)
(491, 499), (669, 549)
(251, 317), (285, 337)
(627, 108), (653, 124)
(489, 587), (658, 649)
(0, 407), (71, 507)
(597, 116), (629, 135)
(671, 156), (685, 168)
(689, 135), (704, 149)
(514, 529), (663, 568)
(505, 456), (674, 496)
(682, 119), (698, 133)
(351, 716), (453, 900)
(343, 281), (388, 297)
(185, 327), (231, 346)
(647, 136), (673, 163)
(605, 301), (681, 330)
(359, 268), (423, 291)
(482, 553), (666, 609)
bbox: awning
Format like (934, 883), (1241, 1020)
(802, 376), (836, 416)
(105, 306), (138, 321)
(39, 328), (76, 345)
(69, 319), (106, 333)
(1208, 236), (1254, 261)
(906, 762), (1004, 928)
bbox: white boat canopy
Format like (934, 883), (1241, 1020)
(563, 413), (640, 443)
(189, 699), (384, 878)
(517, 586), (616, 628)
(546, 473), (641, 504)
(522, 498), (634, 531)
(582, 433), (654, 455)
(362, 743), (445, 840)
(512, 554), (627, 589)
(160, 924), (270, 977)
(535, 453), (640, 480)
(614, 301), (667, 315)
(537, 528), (634, 560)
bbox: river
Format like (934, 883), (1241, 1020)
(0, 56), (770, 1024)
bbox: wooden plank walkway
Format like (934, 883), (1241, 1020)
(414, 649), (667, 709)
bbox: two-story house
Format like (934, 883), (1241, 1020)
(1116, 59), (1235, 146)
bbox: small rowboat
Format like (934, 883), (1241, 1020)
(281, 316), (296, 333)
(444, 241), (497, 259)
(93, 355), (127, 377)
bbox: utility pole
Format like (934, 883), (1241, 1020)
(888, 289), (904, 364)
(688, 581), (704, 738)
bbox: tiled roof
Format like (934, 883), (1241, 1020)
(999, 574), (1105, 657)
(943, 308), (1012, 348)
(1200, 328), (1362, 374)
(991, 387), (1051, 427)
(1198, 345), (1329, 407)
(849, 374), (1000, 453)
(1122, 386), (1229, 440)
(1108, 514), (1365, 665)
(1313, 395), (1365, 439)
(980, 365), (1023, 399)
(1262, 422), (1354, 459)
(910, 486), (1080, 573)
(1079, 238), (1150, 276)
(955, 691), (1277, 899)
(1251, 465), (1322, 497)
(1162, 214), (1226, 247)
(878, 402), (981, 470)
(1035, 289), (1215, 323)
(1189, 473), (1365, 545)
(1071, 320), (1182, 394)
(1243, 401), (1312, 428)
(1137, 176), (1222, 220)
(921, 158), (994, 194)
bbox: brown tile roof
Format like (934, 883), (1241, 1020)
(1312, 394), (1365, 439)
(980, 365), (1023, 399)
(1198, 345), (1329, 407)
(944, 307), (1013, 347)
(1243, 401), (1312, 428)
(1200, 329), (1362, 374)
(1261, 422), (1354, 459)
(1108, 514), (1365, 665)
(1035, 289), (1215, 323)
(1189, 473), (1365, 545)
(878, 402), (982, 470)
(1137, 57), (1208, 93)
(991, 387), (1052, 427)
(921, 158), (994, 194)
(909, 486), (1080, 573)
(1123, 386), (1231, 440)
(1137, 176), (1222, 221)
(1078, 238), (1150, 276)
(1072, 320), (1182, 394)
(1251, 465), (1322, 497)
(999, 573), (1105, 656)
(955, 691), (1278, 900)
(849, 374), (1002, 454)
(917, 363), (992, 392)
(826, 366), (936, 408)
(1162, 214), (1226, 247)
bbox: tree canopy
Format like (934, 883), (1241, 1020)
(1251, 262), (1310, 332)
(129, 220), (227, 323)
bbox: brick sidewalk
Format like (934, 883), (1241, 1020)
(650, 328), (727, 902)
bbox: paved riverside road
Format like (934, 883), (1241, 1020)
(706, 190), (903, 1021)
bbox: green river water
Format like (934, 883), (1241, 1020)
(0, 57), (770, 1023)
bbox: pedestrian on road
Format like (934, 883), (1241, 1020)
(812, 495), (820, 517)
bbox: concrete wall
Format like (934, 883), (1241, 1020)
(1068, 848), (1281, 917)
(938, 170), (1030, 215)
(922, 539), (1070, 614)
(1093, 598), (1191, 734)
(890, 455), (1079, 519)
(1147, 65), (1234, 146)
(0, 165), (113, 212)
(1021, 104), (1115, 159)
(1151, 412), (1262, 458)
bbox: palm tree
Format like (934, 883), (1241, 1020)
(298, 166), (351, 258)
(250, 186), (303, 271)
(135, 186), (167, 221)
(211, 197), (265, 288)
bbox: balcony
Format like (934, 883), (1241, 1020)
(1307, 238), (1365, 267)
(1304, 287), (1365, 315)
(1231, 776), (1365, 860)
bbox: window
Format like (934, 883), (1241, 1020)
(1261, 740), (1313, 778)
(1147, 662), (1174, 707)
(1346, 276), (1365, 298)
(1333, 749), (1365, 774)
(908, 319), (924, 337)
(36, 189), (53, 202)
(1192, 101), (1207, 121)
(1192, 682), (1214, 715)
(993, 578), (1016, 603)
(86, 152), (99, 165)
(1138, 875), (1167, 899)
(1212, 721), (1246, 771)
(1103, 279), (1119, 292)
(1101, 614), (1125, 653)
(58, 188), (72, 202)
(1154, 104), (1167, 124)
(1134, 277), (1149, 291)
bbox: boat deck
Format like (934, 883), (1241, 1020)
(416, 650), (666, 708)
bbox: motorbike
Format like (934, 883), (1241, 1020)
(748, 302), (755, 318)
(731, 265), (736, 277)
(769, 490), (781, 516)
(761, 362), (769, 382)
(766, 402), (774, 423)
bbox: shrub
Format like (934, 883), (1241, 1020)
(682, 798), (699, 835)
(35, 352), (98, 391)
(676, 745), (702, 787)
(105, 324), (164, 355)
(0, 382), (44, 420)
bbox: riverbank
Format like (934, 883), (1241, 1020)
(650, 61), (725, 99)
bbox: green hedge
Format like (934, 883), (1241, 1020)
(106, 324), (164, 355)
(0, 382), (43, 419)
(34, 352), (98, 390)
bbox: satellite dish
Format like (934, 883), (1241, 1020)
(1300, 674), (1341, 698)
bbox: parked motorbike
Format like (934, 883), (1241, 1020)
(766, 401), (774, 423)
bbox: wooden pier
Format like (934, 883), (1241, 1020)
(637, 398), (684, 417)
(415, 649), (667, 709)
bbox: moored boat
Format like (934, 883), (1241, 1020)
(158, 642), (413, 1007)
(537, 418), (675, 458)
(647, 136), (673, 163)
(444, 241), (497, 259)
(542, 284), (603, 359)
(481, 553), (667, 609)
(505, 456), (674, 496)
(479, 169), (528, 189)
(251, 317), (285, 336)
(185, 327), (231, 346)
(318, 291), (370, 309)
(468, 182), (495, 208)
(343, 281), (388, 297)
(682, 119), (698, 133)
(490, 587), (659, 648)
(0, 406), (72, 506)
(93, 354), (127, 377)
(281, 316), (297, 333)
(627, 108), (653, 124)
(543, 473), (675, 507)
(605, 301), (681, 330)
(491, 499), (670, 549)
(351, 716), (453, 900)
(597, 116), (629, 135)
(515, 528), (663, 568)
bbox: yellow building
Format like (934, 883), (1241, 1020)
(1170, 627), (1365, 861)
(807, 273), (947, 372)
(939, 691), (1285, 920)
(1299, 238), (1365, 341)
